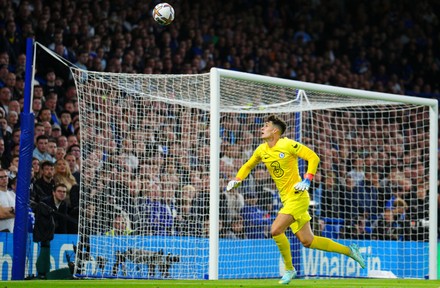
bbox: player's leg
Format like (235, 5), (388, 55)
(295, 221), (349, 252)
(271, 213), (295, 270)
(271, 213), (296, 284)
(289, 192), (366, 269)
(272, 192), (313, 284)
(295, 221), (366, 268)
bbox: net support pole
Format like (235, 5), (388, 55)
(12, 38), (35, 280)
(292, 94), (303, 275)
(428, 103), (438, 280)
(208, 68), (220, 280)
(294, 90), (304, 175)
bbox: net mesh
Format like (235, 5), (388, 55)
(72, 68), (431, 279)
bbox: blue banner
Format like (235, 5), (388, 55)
(0, 233), (430, 280)
(0, 233), (76, 280)
(301, 239), (429, 279)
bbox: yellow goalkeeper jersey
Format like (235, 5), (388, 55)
(236, 137), (320, 202)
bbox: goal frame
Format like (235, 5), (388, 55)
(208, 68), (438, 280)
(11, 40), (437, 281)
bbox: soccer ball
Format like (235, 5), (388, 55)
(153, 3), (175, 26)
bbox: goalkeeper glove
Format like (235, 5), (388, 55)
(294, 173), (314, 192)
(226, 179), (242, 191)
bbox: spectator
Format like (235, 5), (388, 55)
(37, 108), (52, 124)
(55, 147), (66, 162)
(349, 216), (371, 240)
(0, 168), (15, 232)
(47, 138), (57, 159)
(175, 185), (197, 236)
(41, 183), (69, 235)
(0, 138), (11, 169)
(0, 86), (12, 116)
(347, 157), (365, 186)
(313, 170), (340, 219)
(105, 212), (133, 236)
(74, 50), (89, 71)
(57, 135), (68, 150)
(190, 172), (229, 236)
(362, 170), (379, 216)
(6, 110), (18, 131)
(0, 65), (9, 88)
(64, 154), (80, 184)
(41, 121), (52, 137)
(33, 135), (55, 163)
(0, 118), (12, 152)
(227, 215), (246, 239)
(372, 208), (399, 241)
(339, 174), (364, 221)
(7, 98), (19, 115)
(42, 69), (64, 99)
(142, 182), (174, 236)
(33, 85), (44, 101)
(34, 183), (69, 280)
(224, 181), (245, 226)
(67, 144), (81, 165)
(53, 159), (78, 206)
(125, 180), (142, 234)
(66, 135), (78, 151)
(0, 205), (16, 220)
(44, 92), (61, 124)
(51, 124), (62, 139)
(32, 97), (43, 116)
(10, 143), (19, 158)
(119, 139), (139, 173)
(220, 116), (240, 145)
(32, 161), (55, 203)
(410, 183), (429, 241)
(34, 123), (45, 142)
(392, 197), (412, 241)
(63, 100), (76, 115)
(5, 72), (19, 100)
(240, 192), (271, 239)
(13, 53), (26, 79)
(7, 155), (18, 180)
(32, 158), (40, 180)
(59, 110), (74, 137)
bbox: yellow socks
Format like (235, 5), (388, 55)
(273, 234), (351, 271)
(273, 234), (294, 271)
(310, 236), (351, 256)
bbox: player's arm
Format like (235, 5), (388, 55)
(227, 150), (261, 191)
(294, 143), (320, 191)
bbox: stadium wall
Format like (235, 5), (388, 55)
(0, 233), (433, 280)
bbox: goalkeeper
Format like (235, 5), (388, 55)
(227, 115), (365, 285)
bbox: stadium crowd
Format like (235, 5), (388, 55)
(0, 0), (438, 242)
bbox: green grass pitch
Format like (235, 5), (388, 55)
(1, 279), (440, 288)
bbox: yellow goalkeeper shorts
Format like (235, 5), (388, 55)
(279, 191), (312, 234)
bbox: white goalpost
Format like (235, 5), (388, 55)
(68, 63), (437, 280)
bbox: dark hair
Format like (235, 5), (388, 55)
(53, 183), (67, 192)
(40, 160), (54, 169)
(60, 110), (71, 117)
(267, 115), (287, 135)
(67, 144), (80, 153)
(36, 134), (49, 142)
(39, 107), (51, 113)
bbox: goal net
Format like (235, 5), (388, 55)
(71, 67), (437, 280)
